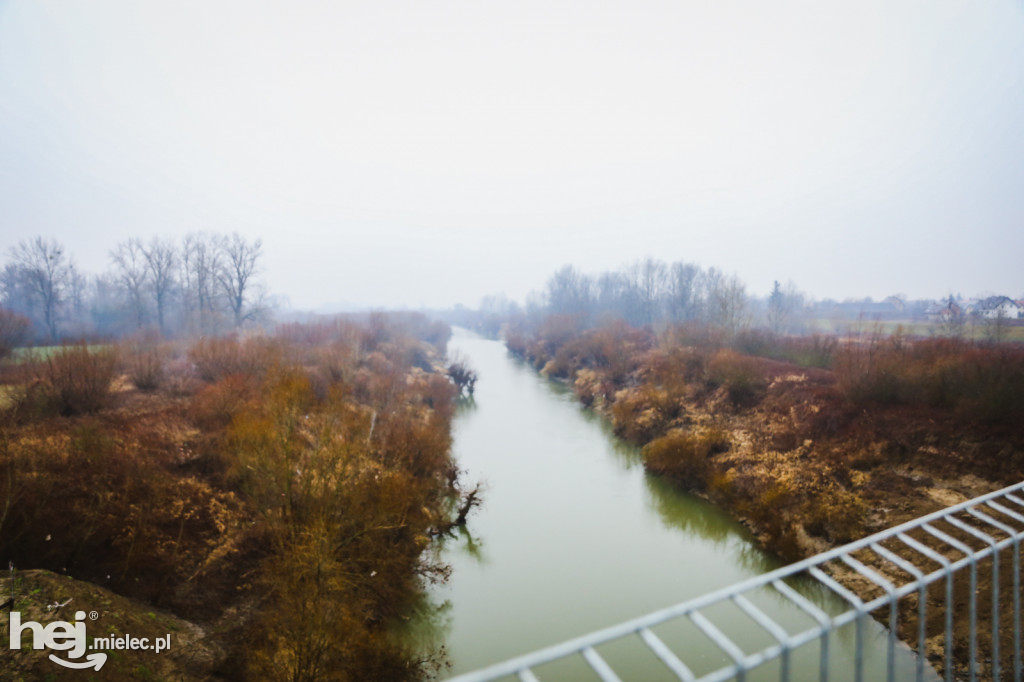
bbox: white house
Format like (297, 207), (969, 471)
(974, 296), (1022, 320)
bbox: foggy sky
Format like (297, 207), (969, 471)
(2, 1), (1023, 310)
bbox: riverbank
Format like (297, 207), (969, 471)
(1, 314), (463, 681)
(506, 319), (1024, 678)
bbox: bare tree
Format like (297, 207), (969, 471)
(937, 296), (966, 339)
(766, 280), (804, 335)
(704, 268), (749, 338)
(142, 237), (177, 334)
(64, 265), (90, 335)
(596, 271), (631, 321)
(217, 232), (264, 328)
(3, 237), (73, 342)
(545, 265), (593, 319)
(667, 261), (700, 323)
(110, 238), (149, 329)
(981, 308), (1010, 344)
(627, 258), (668, 326)
(181, 232), (223, 334)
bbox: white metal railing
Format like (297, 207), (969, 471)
(446, 480), (1024, 682)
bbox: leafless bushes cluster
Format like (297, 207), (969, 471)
(7, 343), (120, 417)
(835, 334), (1024, 426)
(0, 308), (32, 361)
(642, 428), (730, 489)
(0, 314), (466, 680)
(446, 351), (478, 396)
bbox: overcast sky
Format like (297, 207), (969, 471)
(2, 0), (1023, 310)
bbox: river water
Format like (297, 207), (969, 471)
(412, 330), (931, 680)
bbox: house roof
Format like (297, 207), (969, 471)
(977, 295), (1019, 310)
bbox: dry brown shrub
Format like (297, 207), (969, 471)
(0, 308), (32, 360)
(0, 414), (247, 606)
(642, 428), (729, 489)
(706, 349), (767, 407)
(505, 329), (530, 358)
(31, 343), (119, 416)
(610, 385), (681, 444)
(645, 345), (708, 389)
(540, 320), (648, 381)
(835, 335), (1024, 426)
(124, 344), (168, 391)
(733, 329), (837, 368)
(190, 374), (259, 433)
(706, 469), (737, 504)
(802, 485), (867, 543)
(2, 316), (461, 680)
(188, 335), (283, 382)
(161, 354), (201, 396)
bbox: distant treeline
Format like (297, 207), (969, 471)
(441, 259), (769, 339)
(450, 259), (1019, 342)
(538, 260), (758, 333)
(1, 233), (268, 344)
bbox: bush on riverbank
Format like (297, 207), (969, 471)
(510, 316), (1024, 557)
(835, 334), (1024, 426)
(0, 314), (464, 680)
(642, 428), (729, 489)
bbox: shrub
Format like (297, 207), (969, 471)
(610, 385), (681, 444)
(662, 322), (729, 350)
(834, 331), (909, 405)
(190, 374), (259, 433)
(126, 346), (167, 391)
(789, 334), (837, 369)
(189, 336), (247, 381)
(644, 345), (709, 394)
(0, 412), (247, 606)
(537, 314), (587, 357)
(0, 308), (32, 360)
(732, 329), (776, 358)
(706, 349), (767, 407)
(803, 486), (866, 543)
(835, 335), (1024, 425)
(642, 428), (729, 489)
(34, 343), (118, 415)
(505, 330), (529, 358)
(543, 320), (653, 384)
(732, 330), (837, 369)
(188, 336), (281, 382)
(446, 351), (478, 396)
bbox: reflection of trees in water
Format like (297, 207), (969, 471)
(399, 591), (454, 675)
(579, 407), (646, 469)
(449, 523), (487, 564)
(643, 474), (780, 577)
(534, 359), (780, 577)
(454, 394), (478, 414)
(404, 524), (488, 674)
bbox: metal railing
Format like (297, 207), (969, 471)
(447, 480), (1024, 682)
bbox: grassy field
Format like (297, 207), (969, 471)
(808, 318), (1024, 342)
(8, 343), (110, 362)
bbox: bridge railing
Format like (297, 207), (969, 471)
(446, 480), (1024, 682)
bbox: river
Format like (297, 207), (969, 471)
(411, 330), (931, 680)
